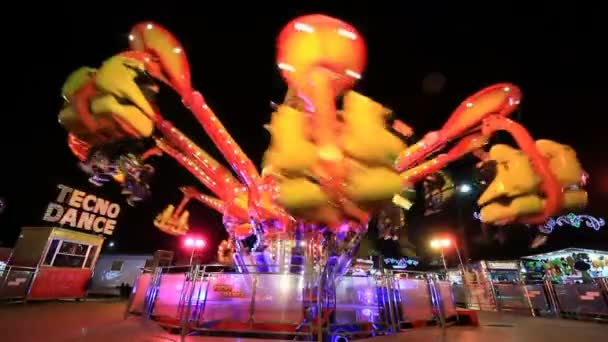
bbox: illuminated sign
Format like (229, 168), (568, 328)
(213, 283), (245, 298)
(42, 184), (121, 236)
(384, 257), (419, 269)
(486, 261), (520, 270)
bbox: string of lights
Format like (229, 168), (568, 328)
(473, 212), (605, 234)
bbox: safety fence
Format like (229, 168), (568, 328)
(0, 265), (37, 301)
(125, 265), (458, 341)
(453, 277), (608, 322)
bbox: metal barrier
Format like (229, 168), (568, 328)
(125, 265), (458, 341)
(437, 280), (458, 319)
(332, 273), (390, 339)
(124, 272), (152, 316)
(454, 277), (608, 323)
(392, 273), (435, 328)
(0, 266), (37, 302)
(454, 281), (498, 311)
(553, 282), (608, 321)
(523, 283), (552, 317)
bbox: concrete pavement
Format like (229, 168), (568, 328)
(361, 311), (608, 341)
(0, 300), (606, 341)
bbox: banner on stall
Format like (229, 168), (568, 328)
(41, 184), (121, 236)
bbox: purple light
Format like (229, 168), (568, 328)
(473, 211), (605, 234)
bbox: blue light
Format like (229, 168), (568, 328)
(458, 184), (472, 193)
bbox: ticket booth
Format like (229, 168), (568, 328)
(9, 226), (104, 300)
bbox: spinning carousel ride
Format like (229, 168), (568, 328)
(57, 14), (588, 280)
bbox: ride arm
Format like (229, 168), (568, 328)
(155, 138), (231, 199)
(157, 121), (242, 199)
(179, 186), (225, 214)
(395, 84), (522, 171)
(401, 133), (488, 185)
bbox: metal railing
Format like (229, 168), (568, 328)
(124, 265), (458, 341)
(0, 265), (37, 302)
(455, 276), (608, 322)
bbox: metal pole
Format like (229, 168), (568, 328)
(181, 264), (199, 342)
(440, 248), (448, 275)
(144, 267), (163, 319)
(453, 242), (465, 272)
(543, 278), (561, 318)
(248, 275), (258, 325)
(519, 279), (536, 317)
(0, 265), (11, 295)
(428, 274), (446, 328)
(381, 269), (397, 333)
(189, 249), (195, 265)
(317, 270), (323, 342)
(390, 273), (402, 332)
(124, 270), (143, 319)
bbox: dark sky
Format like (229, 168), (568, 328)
(0, 3), (605, 262)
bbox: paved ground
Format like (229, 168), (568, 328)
(361, 311), (608, 341)
(0, 300), (606, 341)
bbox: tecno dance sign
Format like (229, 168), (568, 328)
(42, 184), (121, 236)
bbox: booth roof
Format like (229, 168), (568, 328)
(522, 247), (608, 260)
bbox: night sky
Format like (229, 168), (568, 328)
(0, 3), (605, 263)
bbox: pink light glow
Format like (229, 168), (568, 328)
(185, 237), (194, 247)
(184, 236), (206, 249)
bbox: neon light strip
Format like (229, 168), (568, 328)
(539, 213), (605, 234)
(473, 212), (605, 233)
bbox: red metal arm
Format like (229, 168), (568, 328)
(180, 186), (225, 214)
(141, 146), (163, 160)
(157, 121), (241, 196)
(401, 133), (488, 185)
(155, 138), (230, 200)
(182, 91), (261, 192)
(395, 83), (521, 171)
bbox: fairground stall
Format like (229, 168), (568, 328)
(475, 260), (522, 283)
(0, 182), (127, 301)
(522, 248), (608, 281)
(518, 248), (608, 320)
(451, 250), (608, 320)
(6, 226), (104, 300)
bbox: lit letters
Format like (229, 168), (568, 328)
(42, 184), (121, 236)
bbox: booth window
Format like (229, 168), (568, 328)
(84, 246), (98, 268)
(42, 239), (98, 269)
(43, 239), (61, 265)
(110, 260), (124, 272)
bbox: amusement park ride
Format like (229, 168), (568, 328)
(57, 14), (589, 280)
